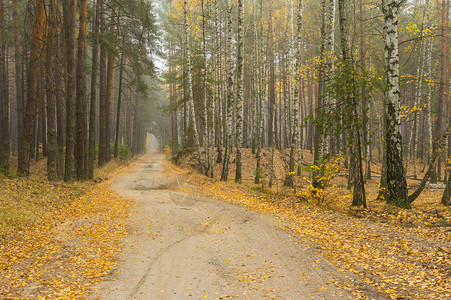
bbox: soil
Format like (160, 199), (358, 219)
(91, 154), (384, 299)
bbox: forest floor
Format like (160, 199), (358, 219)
(172, 148), (451, 299)
(92, 154), (385, 300)
(1, 151), (449, 299)
(0, 157), (135, 299)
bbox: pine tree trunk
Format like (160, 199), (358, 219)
(184, 0), (203, 174)
(53, 0), (64, 179)
(88, 0), (101, 179)
(0, 0), (9, 172)
(105, 12), (117, 163)
(46, 0), (58, 181)
(63, 0), (77, 182)
(339, 0), (366, 207)
(13, 0), (23, 166)
(98, 0), (108, 167)
(75, 0), (88, 180)
(382, 0), (409, 208)
(18, 0), (45, 177)
(114, 53), (124, 159)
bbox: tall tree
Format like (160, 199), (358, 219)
(285, 0), (303, 188)
(0, 0), (9, 172)
(46, 0), (58, 181)
(338, 0), (366, 207)
(63, 0), (77, 182)
(382, 0), (409, 208)
(13, 0), (23, 170)
(88, 0), (102, 179)
(76, 0), (88, 180)
(220, 0), (234, 181)
(18, 0), (45, 177)
(114, 53), (125, 159)
(184, 0), (203, 174)
(235, 0), (244, 183)
(98, 0), (108, 167)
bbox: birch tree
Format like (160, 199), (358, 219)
(285, 0), (302, 188)
(382, 0), (409, 208)
(235, 0), (244, 183)
(221, 0), (234, 181)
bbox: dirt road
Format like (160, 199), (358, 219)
(93, 154), (371, 299)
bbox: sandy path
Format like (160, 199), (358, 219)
(92, 154), (368, 300)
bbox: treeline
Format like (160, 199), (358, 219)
(161, 0), (451, 208)
(0, 0), (158, 181)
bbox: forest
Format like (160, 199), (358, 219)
(0, 0), (163, 182)
(0, 0), (450, 298)
(160, 0), (451, 209)
(0, 0), (450, 209)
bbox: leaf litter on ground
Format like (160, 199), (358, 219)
(166, 154), (450, 300)
(0, 158), (136, 299)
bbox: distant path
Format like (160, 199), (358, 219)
(93, 154), (369, 300)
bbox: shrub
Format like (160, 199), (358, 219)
(117, 144), (131, 161)
(296, 156), (342, 205)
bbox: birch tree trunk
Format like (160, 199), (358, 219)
(221, 0), (234, 181)
(201, 0), (208, 175)
(235, 0), (244, 183)
(285, 0), (302, 187)
(382, 0), (409, 208)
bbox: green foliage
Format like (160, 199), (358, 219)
(118, 145), (132, 161)
(254, 167), (267, 190)
(110, 144), (131, 161)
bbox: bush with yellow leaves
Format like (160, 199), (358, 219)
(296, 156), (342, 206)
(164, 145), (172, 159)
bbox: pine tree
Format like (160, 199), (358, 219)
(88, 0), (102, 179)
(0, 0), (9, 172)
(46, 0), (58, 181)
(18, 0), (45, 177)
(63, 0), (77, 182)
(75, 0), (88, 180)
